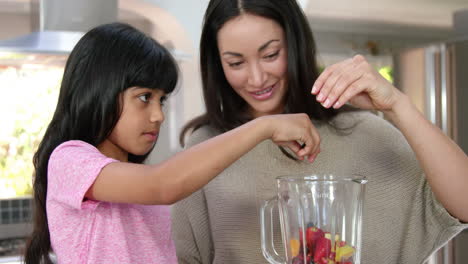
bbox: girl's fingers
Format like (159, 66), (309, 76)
(273, 113), (322, 162)
(297, 128), (320, 158)
(276, 140), (306, 160)
(296, 141), (311, 158)
(282, 140), (320, 162)
(307, 147), (321, 163)
(279, 141), (303, 155)
(310, 129), (321, 154)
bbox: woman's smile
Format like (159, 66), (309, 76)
(249, 82), (277, 101)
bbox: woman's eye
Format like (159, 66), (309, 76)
(138, 93), (151, 102)
(264, 51), (279, 60)
(228, 61), (243, 68)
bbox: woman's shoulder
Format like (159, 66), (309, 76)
(332, 110), (400, 136)
(184, 125), (221, 148)
(329, 110), (411, 151)
(330, 110), (420, 171)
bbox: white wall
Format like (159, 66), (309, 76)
(142, 0), (210, 50)
(303, 0), (468, 28)
(0, 11), (30, 40)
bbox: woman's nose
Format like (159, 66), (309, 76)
(247, 62), (266, 87)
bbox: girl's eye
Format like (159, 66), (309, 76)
(228, 61), (243, 68)
(138, 93), (151, 102)
(160, 95), (167, 106)
(264, 51), (279, 60)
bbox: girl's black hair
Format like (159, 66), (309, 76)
(24, 22), (178, 263)
(180, 0), (343, 145)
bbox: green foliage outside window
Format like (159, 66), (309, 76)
(378, 66), (394, 83)
(0, 65), (62, 198)
(318, 64), (393, 84)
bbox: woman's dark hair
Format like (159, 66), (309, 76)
(24, 22), (178, 263)
(181, 0), (341, 145)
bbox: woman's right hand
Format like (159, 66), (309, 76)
(259, 113), (320, 163)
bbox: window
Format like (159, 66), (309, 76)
(0, 52), (65, 199)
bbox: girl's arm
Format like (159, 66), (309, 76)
(312, 55), (468, 222)
(85, 113), (320, 205)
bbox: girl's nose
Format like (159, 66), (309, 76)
(150, 103), (165, 123)
(247, 62), (266, 88)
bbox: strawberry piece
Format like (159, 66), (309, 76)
(306, 226), (324, 252)
(313, 236), (331, 264)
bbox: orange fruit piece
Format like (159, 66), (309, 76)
(290, 239), (300, 256)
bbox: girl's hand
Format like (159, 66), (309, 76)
(259, 113), (320, 163)
(311, 55), (400, 112)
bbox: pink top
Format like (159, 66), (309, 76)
(46, 140), (177, 264)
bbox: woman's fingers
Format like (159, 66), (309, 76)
(312, 54), (398, 111)
(324, 67), (364, 109)
(315, 66), (343, 104)
(312, 58), (354, 103)
(335, 81), (369, 109)
(313, 57), (366, 108)
(312, 59), (350, 94)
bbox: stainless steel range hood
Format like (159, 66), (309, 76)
(0, 0), (118, 54)
(0, 31), (84, 54)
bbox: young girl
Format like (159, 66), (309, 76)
(23, 22), (319, 264)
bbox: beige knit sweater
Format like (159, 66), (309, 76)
(171, 111), (467, 264)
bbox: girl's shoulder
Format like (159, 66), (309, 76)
(51, 140), (99, 157)
(49, 140), (114, 170)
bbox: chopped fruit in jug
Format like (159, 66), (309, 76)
(335, 245), (354, 262)
(290, 239), (300, 257)
(290, 224), (355, 264)
(306, 226), (323, 252)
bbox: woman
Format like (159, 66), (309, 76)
(171, 0), (468, 263)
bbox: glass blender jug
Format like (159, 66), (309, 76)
(260, 174), (367, 264)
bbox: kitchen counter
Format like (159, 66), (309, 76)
(0, 255), (21, 264)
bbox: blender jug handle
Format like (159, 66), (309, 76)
(260, 197), (285, 264)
